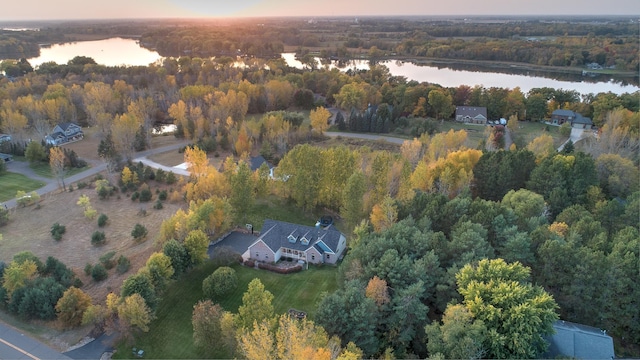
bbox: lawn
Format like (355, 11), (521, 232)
(114, 262), (339, 359)
(243, 195), (322, 232)
(0, 172), (46, 202)
(30, 162), (89, 179)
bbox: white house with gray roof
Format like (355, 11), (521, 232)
(247, 219), (346, 265)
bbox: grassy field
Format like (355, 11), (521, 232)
(0, 172), (46, 202)
(438, 120), (568, 149)
(114, 262), (339, 359)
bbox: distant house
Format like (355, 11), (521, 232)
(550, 109), (594, 129)
(45, 122), (83, 145)
(249, 155), (273, 172)
(545, 320), (615, 359)
(455, 106), (488, 124)
(0, 134), (11, 144)
(247, 219), (347, 265)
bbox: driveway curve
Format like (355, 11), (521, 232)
(2, 141), (189, 210)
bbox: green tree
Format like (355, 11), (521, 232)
(456, 259), (559, 359)
(120, 272), (157, 310)
(237, 278), (275, 330)
(162, 239), (190, 277)
(184, 229), (209, 266)
(425, 304), (487, 359)
(25, 141), (46, 163)
(142, 252), (174, 293)
(341, 171), (366, 229)
(316, 281), (380, 357)
(428, 88), (454, 121)
(55, 287), (92, 328)
(230, 161), (255, 223)
(203, 266), (237, 300)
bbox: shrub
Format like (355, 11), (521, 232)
(76, 181), (88, 189)
(155, 168), (166, 183)
(0, 158), (5, 174)
(97, 214), (109, 227)
(257, 262), (303, 274)
(91, 231), (106, 246)
(0, 208), (9, 227)
(202, 267), (238, 299)
(139, 187), (152, 202)
(158, 190), (168, 201)
(99, 251), (116, 269)
(84, 207), (97, 220)
(131, 223), (148, 240)
(51, 223), (66, 241)
(244, 259), (255, 268)
(84, 263), (93, 276)
(131, 191), (140, 201)
(153, 199), (163, 210)
(116, 255), (130, 274)
(95, 179), (113, 199)
(91, 264), (108, 282)
(166, 172), (177, 185)
(560, 122), (572, 137)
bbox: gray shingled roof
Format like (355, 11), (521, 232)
(57, 122), (80, 131)
(456, 106), (487, 119)
(256, 219), (343, 254)
(552, 109), (576, 117)
(249, 155), (273, 171)
(545, 320), (615, 359)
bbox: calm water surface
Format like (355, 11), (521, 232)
(281, 53), (639, 96)
(24, 39), (639, 96)
(26, 37), (162, 67)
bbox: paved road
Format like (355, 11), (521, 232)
(325, 131), (407, 144)
(558, 127), (585, 151)
(0, 322), (71, 360)
(3, 141), (189, 210)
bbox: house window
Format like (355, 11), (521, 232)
(265, 255), (269, 259)
(326, 254), (330, 260)
(255, 252), (259, 258)
(311, 255), (315, 261)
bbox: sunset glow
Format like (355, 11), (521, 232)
(3, 0), (639, 20)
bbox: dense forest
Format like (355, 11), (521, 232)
(0, 20), (639, 358)
(1, 16), (639, 74)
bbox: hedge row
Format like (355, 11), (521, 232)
(257, 262), (303, 274)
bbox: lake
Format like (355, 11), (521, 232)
(26, 37), (162, 67)
(24, 38), (639, 96)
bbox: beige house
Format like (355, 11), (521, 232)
(247, 219), (346, 265)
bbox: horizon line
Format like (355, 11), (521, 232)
(1, 14), (638, 23)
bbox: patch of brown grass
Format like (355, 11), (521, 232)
(0, 181), (185, 303)
(147, 150), (185, 167)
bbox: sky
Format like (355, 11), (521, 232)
(2, 0), (639, 21)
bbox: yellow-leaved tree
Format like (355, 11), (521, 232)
(369, 195), (398, 232)
(310, 106), (331, 134)
(49, 146), (66, 190)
